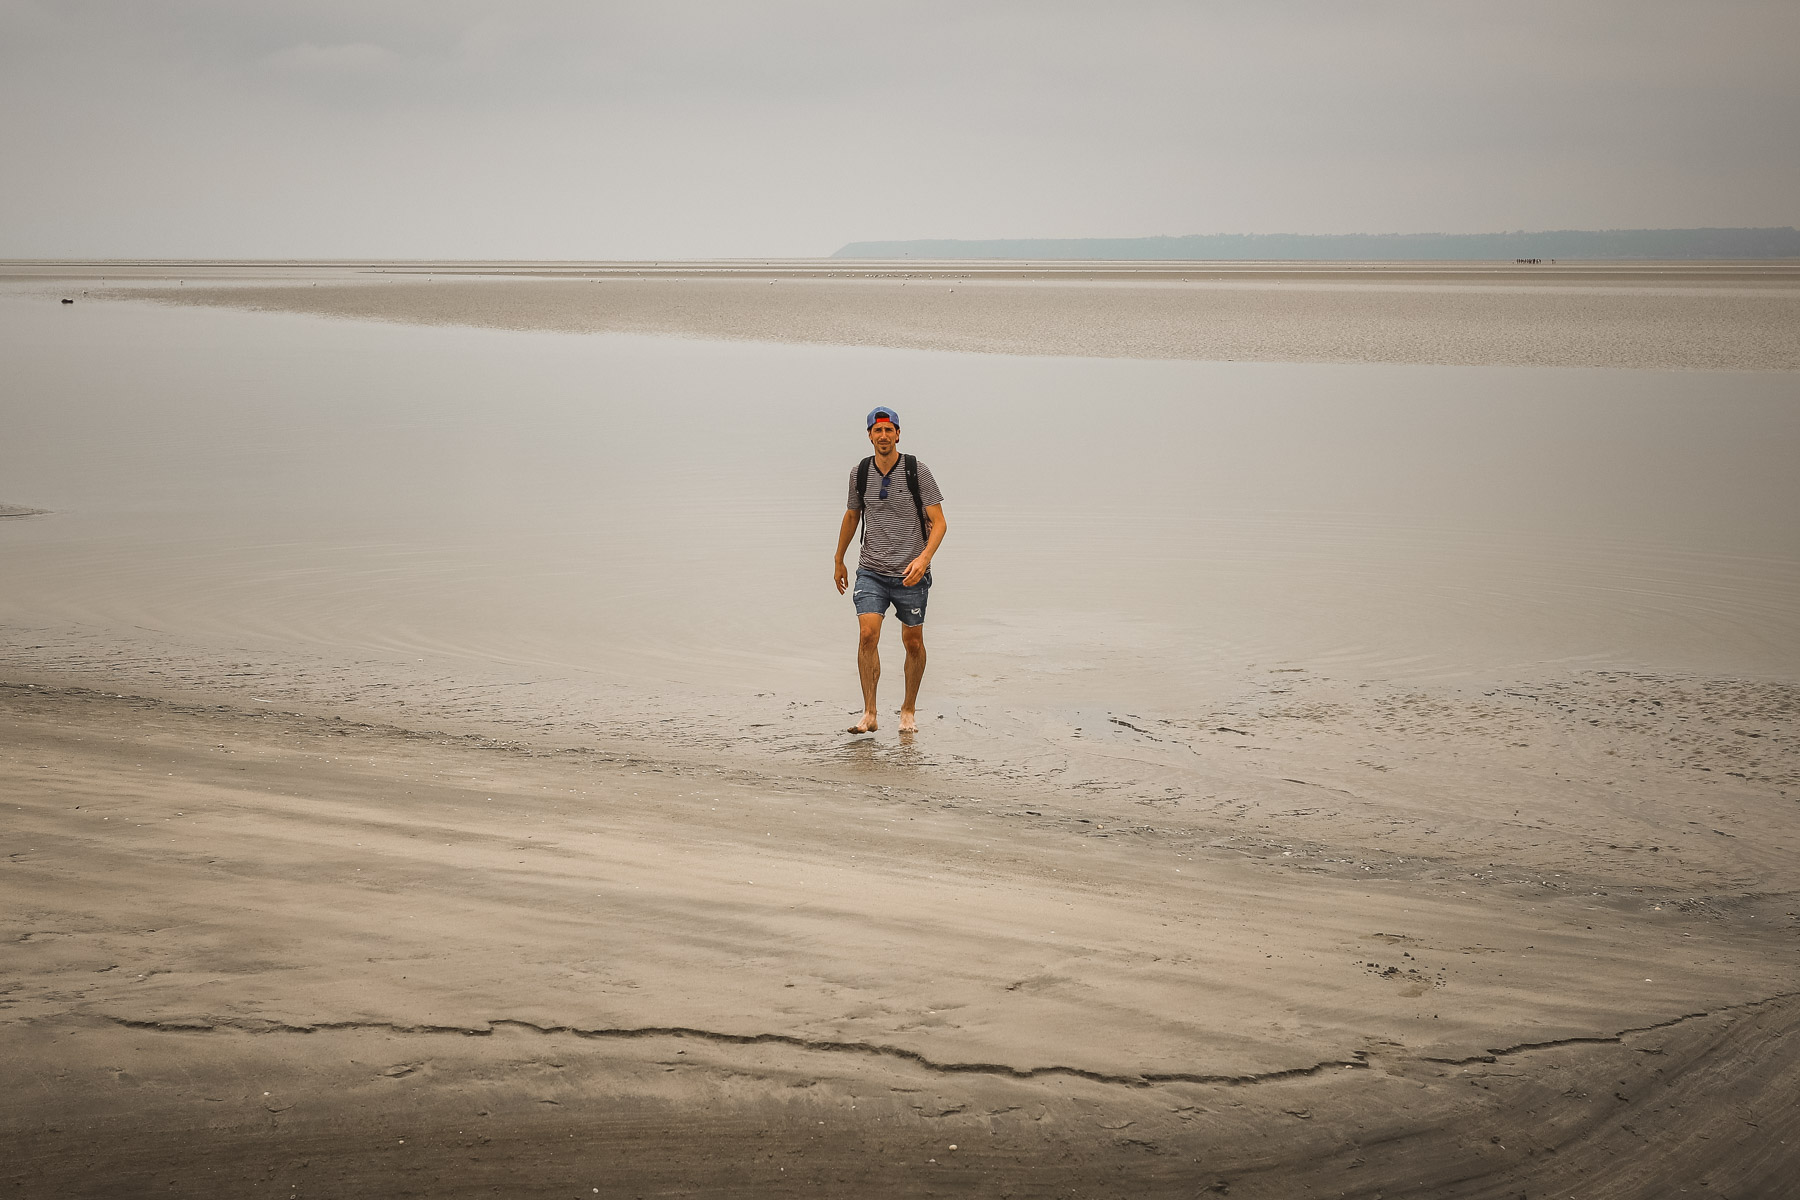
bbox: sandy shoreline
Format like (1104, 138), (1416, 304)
(4, 261), (1798, 1194)
(5, 672), (1797, 1197)
(11, 259), (1795, 369)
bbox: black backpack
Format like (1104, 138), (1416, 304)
(856, 453), (929, 544)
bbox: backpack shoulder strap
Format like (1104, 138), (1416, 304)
(855, 456), (873, 544)
(902, 454), (928, 540)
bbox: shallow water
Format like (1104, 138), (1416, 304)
(2, 288), (1797, 748)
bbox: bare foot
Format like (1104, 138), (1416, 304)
(849, 712), (878, 733)
(898, 710), (918, 733)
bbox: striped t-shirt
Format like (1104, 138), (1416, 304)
(847, 456), (944, 577)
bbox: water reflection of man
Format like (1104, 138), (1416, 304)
(833, 406), (947, 735)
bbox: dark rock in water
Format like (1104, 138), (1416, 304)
(61, 297), (73, 304)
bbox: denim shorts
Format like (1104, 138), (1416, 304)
(853, 568), (931, 626)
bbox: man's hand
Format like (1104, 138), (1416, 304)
(902, 556), (930, 587)
(834, 558), (849, 594)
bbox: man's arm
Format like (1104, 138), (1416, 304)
(833, 509), (860, 594)
(901, 504), (947, 586)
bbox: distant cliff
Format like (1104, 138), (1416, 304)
(833, 228), (1800, 261)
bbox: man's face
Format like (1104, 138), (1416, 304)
(868, 421), (899, 453)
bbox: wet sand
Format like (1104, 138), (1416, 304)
(37, 257), (1800, 369)
(6, 673), (1798, 1197)
(3, 263), (1799, 1196)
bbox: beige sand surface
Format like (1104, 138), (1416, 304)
(6, 671), (1797, 1197)
(52, 258), (1800, 370)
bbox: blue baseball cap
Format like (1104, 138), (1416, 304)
(866, 406), (900, 430)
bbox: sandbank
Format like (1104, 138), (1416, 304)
(17, 258), (1797, 370)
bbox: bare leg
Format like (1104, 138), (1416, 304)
(850, 613), (884, 732)
(898, 623), (926, 732)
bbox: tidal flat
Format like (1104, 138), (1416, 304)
(3, 262), (1797, 1198)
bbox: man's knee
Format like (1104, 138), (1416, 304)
(901, 625), (926, 653)
(858, 617), (884, 648)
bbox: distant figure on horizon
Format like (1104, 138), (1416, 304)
(833, 406), (947, 735)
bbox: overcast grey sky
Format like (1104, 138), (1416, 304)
(2, 0), (1796, 258)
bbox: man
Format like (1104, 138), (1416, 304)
(833, 406), (947, 734)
